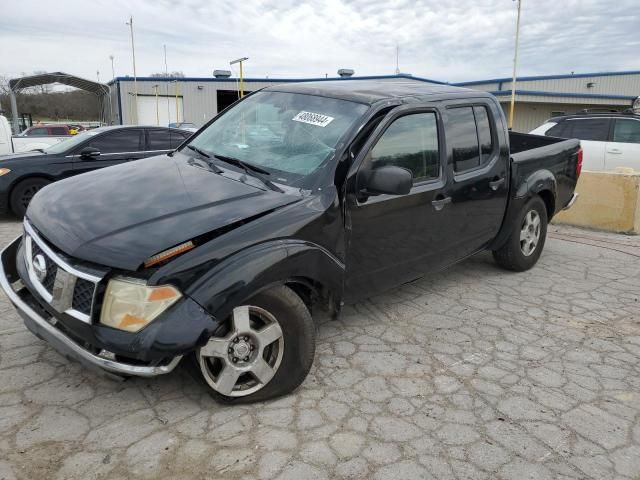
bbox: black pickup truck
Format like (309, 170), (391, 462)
(0, 81), (581, 403)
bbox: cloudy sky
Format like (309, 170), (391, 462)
(1, 0), (638, 84)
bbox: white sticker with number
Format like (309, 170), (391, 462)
(292, 111), (335, 127)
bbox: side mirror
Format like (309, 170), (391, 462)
(363, 165), (413, 196)
(80, 147), (100, 159)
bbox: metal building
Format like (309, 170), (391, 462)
(106, 74), (445, 127)
(106, 71), (639, 133)
(455, 71), (640, 132)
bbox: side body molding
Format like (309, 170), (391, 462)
(187, 240), (345, 321)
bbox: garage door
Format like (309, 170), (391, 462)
(136, 95), (184, 126)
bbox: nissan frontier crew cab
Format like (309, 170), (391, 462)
(0, 81), (581, 403)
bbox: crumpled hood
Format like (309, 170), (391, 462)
(27, 153), (300, 270)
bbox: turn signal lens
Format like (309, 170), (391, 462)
(99, 278), (182, 332)
(144, 241), (194, 268)
(0, 168), (11, 176)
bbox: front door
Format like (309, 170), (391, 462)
(605, 118), (640, 170)
(73, 129), (144, 175)
(344, 108), (451, 300)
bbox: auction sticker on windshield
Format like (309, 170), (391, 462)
(292, 111), (334, 127)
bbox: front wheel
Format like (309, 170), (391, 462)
(492, 196), (548, 272)
(194, 285), (315, 403)
(10, 177), (50, 218)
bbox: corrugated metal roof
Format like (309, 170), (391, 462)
(108, 73), (446, 86)
(9, 72), (110, 95)
(491, 89), (637, 101)
(455, 70), (640, 86)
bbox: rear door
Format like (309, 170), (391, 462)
(605, 118), (640, 170)
(441, 100), (509, 260)
(552, 118), (610, 171)
(73, 129), (144, 175)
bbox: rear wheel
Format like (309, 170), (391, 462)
(194, 285), (315, 403)
(492, 196), (548, 272)
(10, 178), (50, 218)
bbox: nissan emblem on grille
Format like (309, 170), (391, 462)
(32, 254), (47, 282)
(23, 221), (103, 324)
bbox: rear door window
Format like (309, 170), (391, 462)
(170, 131), (190, 148)
(147, 129), (172, 151)
(448, 107), (480, 172)
(546, 121), (569, 137)
(50, 127), (68, 135)
(28, 127), (48, 136)
(87, 130), (143, 154)
(448, 105), (496, 172)
(612, 119), (640, 143)
(564, 118), (610, 141)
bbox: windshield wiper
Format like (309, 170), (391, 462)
(212, 153), (284, 193)
(186, 146), (223, 173)
(187, 145), (211, 159)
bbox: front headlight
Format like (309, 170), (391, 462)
(100, 277), (182, 332)
(633, 96), (640, 114)
(0, 168), (11, 176)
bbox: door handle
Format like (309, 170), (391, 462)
(431, 196), (452, 211)
(607, 148), (622, 154)
(489, 177), (505, 190)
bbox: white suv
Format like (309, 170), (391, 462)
(530, 113), (640, 171)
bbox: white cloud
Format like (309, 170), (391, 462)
(1, 0), (637, 83)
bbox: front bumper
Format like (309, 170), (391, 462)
(0, 236), (216, 378)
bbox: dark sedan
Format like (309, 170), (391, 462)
(0, 126), (192, 217)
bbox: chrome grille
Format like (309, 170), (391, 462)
(23, 220), (103, 323)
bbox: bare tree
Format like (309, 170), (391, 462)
(149, 71), (185, 78)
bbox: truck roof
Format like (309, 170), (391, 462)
(265, 80), (489, 105)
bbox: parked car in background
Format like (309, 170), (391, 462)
(169, 122), (198, 132)
(20, 124), (71, 136)
(0, 82), (581, 403)
(530, 111), (640, 171)
(0, 125), (192, 216)
(0, 115), (69, 155)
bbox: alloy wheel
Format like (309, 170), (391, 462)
(197, 305), (284, 397)
(520, 210), (541, 256)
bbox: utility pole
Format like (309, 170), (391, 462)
(174, 80), (180, 123)
(508, 0), (522, 130)
(96, 70), (100, 82)
(109, 55), (115, 79)
(164, 45), (170, 124)
(126, 16), (138, 124)
(395, 44), (400, 75)
(230, 57), (249, 98)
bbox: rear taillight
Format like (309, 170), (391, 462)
(575, 147), (583, 178)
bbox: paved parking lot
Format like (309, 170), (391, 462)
(0, 219), (639, 480)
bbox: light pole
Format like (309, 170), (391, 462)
(109, 55), (115, 80)
(96, 70), (100, 82)
(230, 57), (249, 98)
(126, 16), (138, 124)
(508, 0), (522, 130)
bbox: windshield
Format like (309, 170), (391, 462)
(186, 91), (368, 186)
(44, 129), (101, 154)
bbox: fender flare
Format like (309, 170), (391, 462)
(187, 239), (345, 321)
(490, 169), (557, 251)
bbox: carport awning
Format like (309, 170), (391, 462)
(9, 72), (109, 96)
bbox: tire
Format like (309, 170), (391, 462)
(193, 285), (316, 404)
(10, 178), (50, 218)
(492, 196), (548, 272)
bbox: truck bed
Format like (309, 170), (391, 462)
(508, 131), (581, 214)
